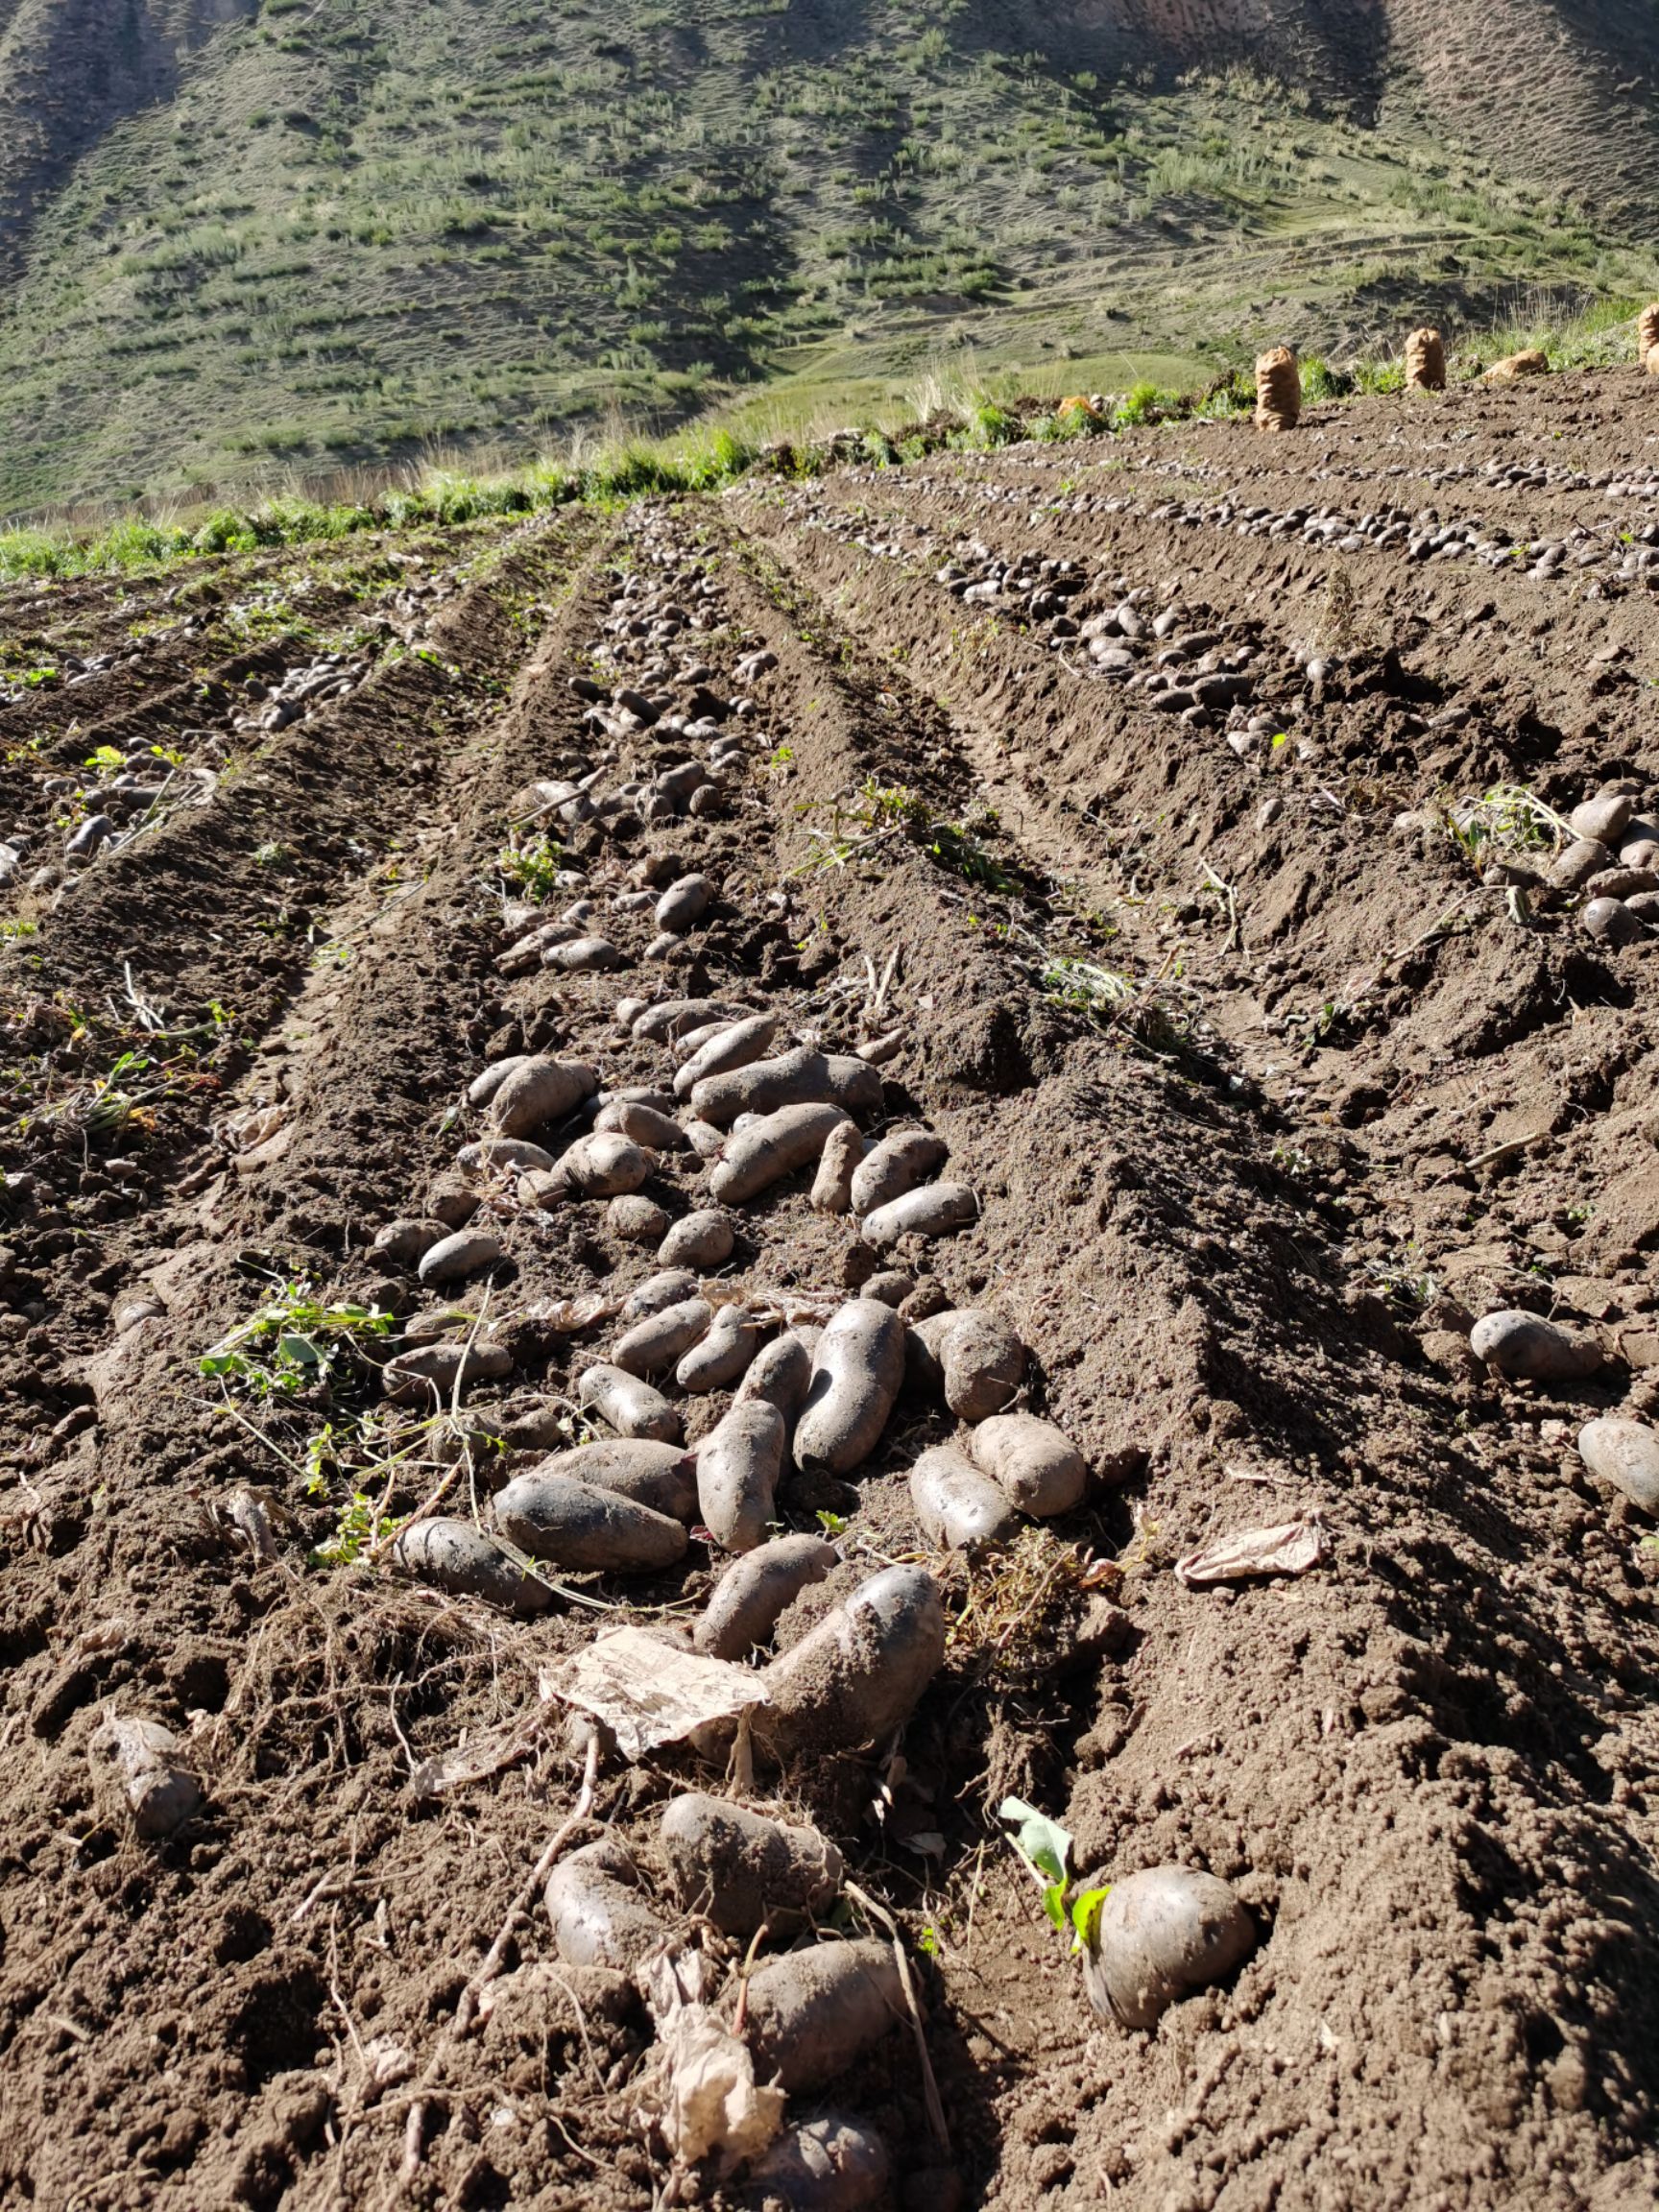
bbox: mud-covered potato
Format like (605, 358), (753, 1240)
(794, 1299), (905, 1475)
(613, 1296), (711, 1379)
(691, 1047), (881, 1130)
(743, 1939), (903, 2092)
(661, 1791), (843, 1936)
(418, 1229), (505, 1286)
(622, 1268), (700, 1319)
(381, 1340), (513, 1405)
(1469, 1310), (1602, 1382)
(677, 1304), (760, 1393)
(850, 1127), (948, 1218)
(909, 1444), (1019, 1550)
(757, 1564), (946, 1754)
(593, 1098), (688, 1151)
(673, 1012), (779, 1098)
(577, 1362), (684, 1444)
(489, 1056), (600, 1138)
(968, 1413), (1087, 1517)
(545, 1839), (667, 1972)
(633, 997), (749, 1044)
(694, 1532), (838, 1658)
(742, 2116), (889, 2212)
(1080, 1865), (1256, 2029)
(493, 1474), (687, 1573)
(810, 1121), (866, 1214)
(734, 1332), (818, 1427)
(860, 1181), (978, 1250)
(909, 1309), (1025, 1422)
(709, 1104), (851, 1207)
(394, 1516), (556, 1615)
(525, 1131), (652, 1204)
(519, 1439), (697, 1522)
(659, 1208), (737, 1269)
(696, 1399), (785, 1551)
(89, 1715), (202, 1840)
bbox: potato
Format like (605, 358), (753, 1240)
(1468, 1310), (1603, 1382)
(578, 1362), (685, 1444)
(593, 1098), (688, 1150)
(468, 1056), (530, 1108)
(794, 1299), (905, 1476)
(696, 1399), (785, 1551)
(394, 1516), (556, 1616)
(608, 1193), (669, 1244)
(489, 1056), (600, 1138)
(656, 873), (713, 932)
(909, 1309), (1024, 1422)
(545, 1839), (667, 1972)
(613, 1296), (711, 1379)
(743, 1939), (903, 2092)
(1080, 1866), (1256, 2029)
(691, 1047), (882, 1129)
(661, 1792), (843, 1936)
(859, 1181), (978, 1250)
(968, 1413), (1086, 1517)
(1577, 1416), (1659, 1514)
(810, 1121), (866, 1214)
(660, 1207), (737, 1269)
(850, 1127), (948, 1218)
(685, 1118), (727, 1161)
(861, 1269), (913, 1309)
(678, 1305), (761, 1393)
(757, 1564), (946, 1754)
(711, 1104), (852, 1206)
(673, 1013), (779, 1098)
(526, 1131), (652, 1203)
(742, 2116), (890, 2212)
(372, 1217), (448, 1265)
(382, 1340), (513, 1405)
(517, 1440), (697, 1521)
(418, 1229), (505, 1286)
(543, 935), (627, 973)
(88, 1716), (202, 1840)
(623, 1268), (701, 1319)
(457, 1137), (556, 1174)
(493, 1474), (687, 1572)
(734, 1333), (817, 1426)
(910, 1444), (1019, 1550)
(634, 997), (748, 1044)
(694, 1532), (839, 1659)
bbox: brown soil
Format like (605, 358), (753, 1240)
(3, 373), (1659, 2212)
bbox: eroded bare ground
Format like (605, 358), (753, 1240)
(3, 375), (1659, 2212)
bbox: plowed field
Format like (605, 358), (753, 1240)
(3, 372), (1658, 2212)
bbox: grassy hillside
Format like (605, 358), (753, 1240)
(2, 0), (1658, 514)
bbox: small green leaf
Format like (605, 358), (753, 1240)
(998, 1796), (1073, 1890)
(1070, 1885), (1113, 1954)
(1042, 1881), (1067, 1931)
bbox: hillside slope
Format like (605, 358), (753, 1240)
(2, 0), (1659, 512)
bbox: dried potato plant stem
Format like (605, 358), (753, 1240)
(452, 1732), (600, 2037)
(844, 1880), (950, 2154)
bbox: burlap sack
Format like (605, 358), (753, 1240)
(1405, 326), (1446, 391)
(1482, 349), (1548, 383)
(1641, 302), (1659, 370)
(1254, 346), (1300, 431)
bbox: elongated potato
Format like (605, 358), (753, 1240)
(622, 1268), (700, 1319)
(545, 1839), (667, 1972)
(457, 1137), (555, 1174)
(910, 1444), (1018, 1550)
(518, 1440), (697, 1521)
(757, 1564), (945, 1754)
(418, 1230), (504, 1286)
(743, 2116), (889, 2212)
(1080, 1866), (1256, 2029)
(860, 1181), (978, 1250)
(910, 1309), (1025, 1422)
(968, 1413), (1086, 1516)
(672, 1012), (778, 1098)
(677, 1305), (760, 1393)
(382, 1341), (513, 1405)
(394, 1516), (556, 1616)
(695, 1532), (838, 1658)
(734, 1332), (817, 1426)
(578, 1362), (684, 1444)
(613, 1297), (711, 1379)
(634, 997), (748, 1044)
(656, 872), (713, 932)
(850, 1127), (948, 1218)
(660, 1207), (737, 1268)
(372, 1217), (448, 1265)
(696, 1399), (785, 1551)
(691, 1048), (882, 1130)
(593, 1098), (687, 1150)
(811, 1121), (866, 1214)
(493, 1474), (686, 1571)
(711, 1103), (852, 1207)
(526, 1131), (651, 1203)
(743, 1939), (903, 2092)
(490, 1056), (599, 1138)
(468, 1055), (529, 1108)
(794, 1299), (905, 1475)
(661, 1792), (843, 1936)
